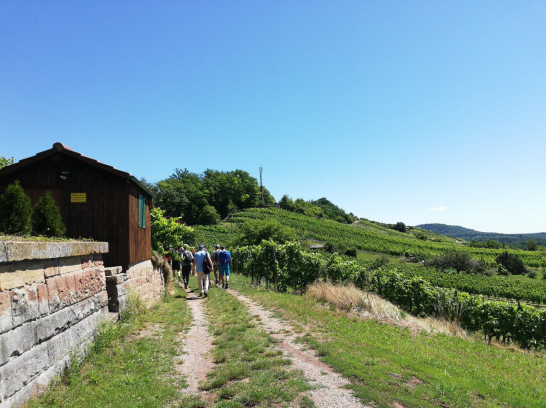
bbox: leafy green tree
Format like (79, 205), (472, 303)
(198, 205), (220, 225)
(496, 251), (525, 275)
(31, 192), (66, 237)
(392, 222), (407, 233)
(0, 181), (32, 235)
(430, 249), (472, 273)
(279, 195), (295, 211)
(311, 197), (357, 223)
(150, 207), (196, 253)
(526, 239), (538, 251)
(238, 219), (296, 246)
(154, 168), (270, 225)
(0, 156), (14, 169)
(293, 198), (323, 218)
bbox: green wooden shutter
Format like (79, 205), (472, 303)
(138, 195), (145, 228)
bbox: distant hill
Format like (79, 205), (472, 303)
(417, 223), (546, 248)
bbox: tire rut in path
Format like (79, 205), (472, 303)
(227, 289), (369, 408)
(176, 288), (215, 401)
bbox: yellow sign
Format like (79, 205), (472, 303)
(70, 193), (87, 203)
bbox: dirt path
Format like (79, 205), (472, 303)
(228, 289), (369, 408)
(176, 287), (215, 401)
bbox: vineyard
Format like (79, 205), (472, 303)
(228, 208), (546, 267)
(192, 207), (546, 346)
(232, 241), (546, 349)
(193, 208), (546, 304)
(383, 262), (546, 304)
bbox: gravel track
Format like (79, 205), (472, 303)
(228, 289), (369, 408)
(176, 287), (215, 400)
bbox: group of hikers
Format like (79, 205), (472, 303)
(169, 244), (232, 298)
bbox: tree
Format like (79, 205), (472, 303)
(0, 181), (32, 235)
(293, 199), (323, 218)
(31, 192), (66, 237)
(430, 249), (472, 273)
(496, 251), (525, 275)
(392, 222), (407, 233)
(238, 219), (296, 246)
(527, 239), (538, 251)
(155, 168), (269, 225)
(0, 156), (14, 170)
(198, 205), (220, 225)
(279, 195), (295, 211)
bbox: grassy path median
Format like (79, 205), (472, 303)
(24, 288), (191, 408)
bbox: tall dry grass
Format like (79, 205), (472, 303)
(305, 281), (465, 337)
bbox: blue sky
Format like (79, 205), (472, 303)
(1, 1), (545, 233)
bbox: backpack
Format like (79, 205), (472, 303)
(202, 252), (213, 274)
(219, 250), (231, 266)
(182, 250), (193, 264)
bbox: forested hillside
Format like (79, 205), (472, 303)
(418, 223), (546, 249)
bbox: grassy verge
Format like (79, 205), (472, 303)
(193, 285), (314, 408)
(229, 275), (546, 408)
(24, 288), (191, 408)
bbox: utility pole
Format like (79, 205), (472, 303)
(259, 166), (264, 206)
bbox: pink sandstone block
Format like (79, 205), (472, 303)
(36, 283), (49, 316)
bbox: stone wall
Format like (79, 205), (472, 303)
(0, 241), (108, 408)
(104, 261), (164, 314)
(0, 242), (165, 407)
(126, 260), (165, 307)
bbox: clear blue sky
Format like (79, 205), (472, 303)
(1, 1), (545, 233)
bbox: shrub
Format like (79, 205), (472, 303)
(369, 255), (390, 270)
(31, 192), (66, 237)
(0, 180), (32, 235)
(392, 222), (407, 233)
(151, 207), (196, 253)
(469, 259), (491, 275)
(344, 248), (357, 257)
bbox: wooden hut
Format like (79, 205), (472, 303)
(0, 143), (153, 270)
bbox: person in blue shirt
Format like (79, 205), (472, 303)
(218, 245), (232, 289)
(192, 244), (213, 297)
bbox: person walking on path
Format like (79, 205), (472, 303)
(180, 246), (194, 289)
(218, 245), (232, 289)
(212, 244), (221, 285)
(193, 244), (213, 298)
(170, 247), (181, 282)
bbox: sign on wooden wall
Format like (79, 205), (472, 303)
(70, 193), (87, 203)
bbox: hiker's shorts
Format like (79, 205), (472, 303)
(220, 265), (230, 276)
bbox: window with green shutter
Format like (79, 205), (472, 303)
(138, 194), (146, 228)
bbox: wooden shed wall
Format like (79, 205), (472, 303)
(128, 184), (152, 266)
(0, 153), (149, 269)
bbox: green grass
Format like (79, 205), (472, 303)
(199, 286), (314, 407)
(24, 288), (191, 408)
(229, 275), (546, 408)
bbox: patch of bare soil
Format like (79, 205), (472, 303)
(175, 287), (215, 402)
(228, 289), (370, 408)
(132, 322), (163, 339)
